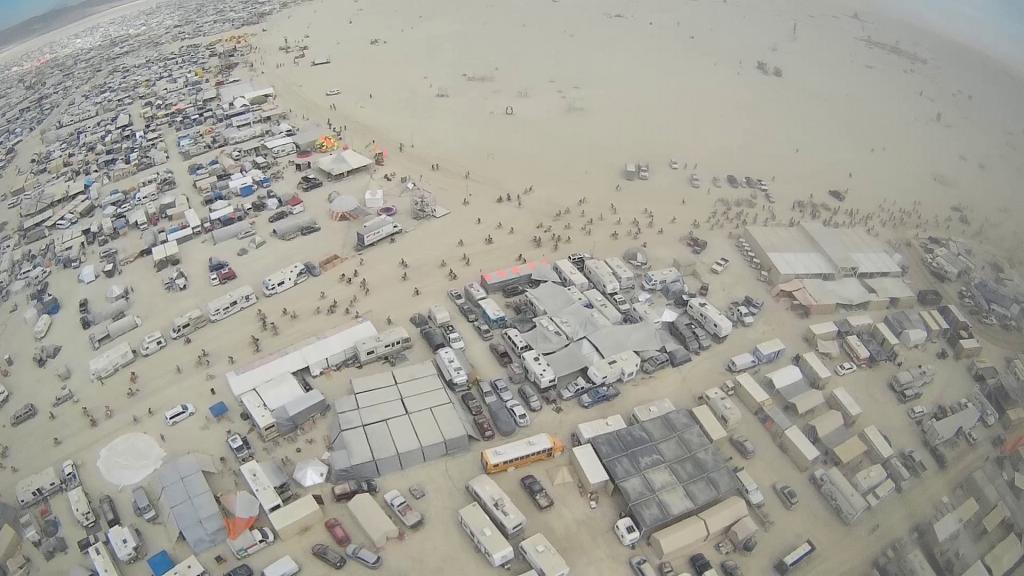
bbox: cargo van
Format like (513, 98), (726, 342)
(735, 469), (765, 508)
(502, 328), (532, 356)
(263, 555), (301, 576)
(132, 486), (158, 522)
(727, 353), (758, 373)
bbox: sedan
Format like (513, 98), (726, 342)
(834, 362), (857, 376)
(345, 545), (382, 569)
(729, 435), (755, 459)
(518, 386), (542, 412)
(460, 392), (484, 416)
(506, 400), (530, 427)
(447, 288), (466, 306)
(312, 544), (346, 569)
(473, 415), (495, 440)
(324, 518), (351, 546)
(773, 482), (799, 509)
(492, 378), (514, 402)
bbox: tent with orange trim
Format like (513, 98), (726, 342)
(220, 490), (261, 539)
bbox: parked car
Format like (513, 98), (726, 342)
(579, 385), (620, 408)
(458, 303), (478, 323)
(312, 543), (346, 569)
(301, 223), (321, 236)
(268, 210), (289, 223)
(773, 482), (799, 509)
(690, 553), (712, 574)
(345, 545), (382, 569)
(474, 321), (493, 340)
(726, 174), (740, 188)
(447, 288), (466, 306)
(502, 284), (526, 298)
(518, 386), (542, 412)
(615, 517), (640, 547)
(298, 175), (323, 191)
(834, 362), (857, 376)
(490, 342), (513, 365)
(78, 298), (89, 315)
(473, 415), (495, 440)
(730, 434), (756, 459)
(460, 392), (484, 416)
(163, 403), (196, 426)
(721, 559), (744, 576)
(907, 405), (928, 421)
(324, 518), (351, 546)
(559, 377), (592, 400)
(505, 400), (531, 427)
(479, 380), (499, 404)
(331, 480), (378, 502)
(492, 378), (513, 402)
(898, 387), (924, 403)
(659, 561), (677, 576)
(629, 555), (658, 576)
(519, 474), (553, 510)
(224, 565), (253, 576)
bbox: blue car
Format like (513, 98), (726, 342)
(578, 385), (620, 408)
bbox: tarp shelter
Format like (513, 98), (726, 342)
(78, 265), (97, 284)
(220, 491), (261, 539)
(317, 150), (373, 180)
(292, 459), (329, 487)
(156, 454), (226, 553)
(348, 493), (399, 547)
(147, 551), (175, 576)
(208, 402), (228, 419)
(329, 194), (364, 221)
(106, 284), (126, 302)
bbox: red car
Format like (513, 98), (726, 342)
(324, 518), (351, 546)
(473, 415), (495, 440)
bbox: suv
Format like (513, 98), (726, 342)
(132, 486), (158, 522)
(730, 434), (755, 459)
(579, 385), (620, 408)
(690, 553), (712, 575)
(473, 415), (495, 440)
(898, 387), (924, 403)
(478, 380), (499, 404)
(518, 386), (542, 411)
(773, 482), (799, 509)
(298, 175), (323, 191)
(301, 223), (321, 236)
(474, 321), (493, 341)
(502, 284), (526, 298)
(458, 303), (478, 323)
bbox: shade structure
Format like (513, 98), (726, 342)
(624, 246), (649, 267)
(292, 459), (329, 487)
(220, 490), (261, 539)
(106, 284), (126, 302)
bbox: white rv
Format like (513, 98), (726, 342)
(207, 285), (258, 322)
(354, 327), (413, 366)
(108, 524), (144, 563)
(68, 486), (97, 528)
(604, 257), (635, 290)
(356, 215), (403, 250)
(553, 259), (591, 291)
(16, 466), (62, 507)
(435, 347), (468, 387)
(169, 308), (208, 339)
(587, 351), (640, 385)
(88, 542), (122, 576)
(522, 350), (557, 391)
(687, 298), (733, 340)
(583, 289), (622, 324)
(641, 268), (682, 291)
(583, 259), (619, 295)
(262, 262), (309, 296)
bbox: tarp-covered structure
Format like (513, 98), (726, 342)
(156, 454), (226, 553)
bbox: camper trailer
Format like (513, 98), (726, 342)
(522, 350), (557, 391)
(604, 257), (635, 290)
(169, 308), (208, 339)
(435, 347), (469, 388)
(68, 486), (97, 528)
(16, 466), (62, 507)
(553, 259), (591, 291)
(262, 262), (309, 296)
(641, 268), (682, 291)
(354, 327), (412, 366)
(207, 285), (258, 322)
(356, 215), (403, 250)
(687, 298), (733, 340)
(583, 259), (620, 295)
(587, 351), (640, 385)
(89, 315), (142, 350)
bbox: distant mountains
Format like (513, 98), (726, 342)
(0, 0), (140, 51)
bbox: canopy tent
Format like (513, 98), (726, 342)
(624, 246), (649, 268)
(329, 194), (366, 221)
(293, 459), (329, 487)
(106, 284), (126, 302)
(220, 490), (261, 539)
(78, 265), (96, 284)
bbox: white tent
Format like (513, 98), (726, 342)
(96, 432), (166, 488)
(78, 265), (96, 284)
(292, 459), (329, 487)
(106, 284), (126, 302)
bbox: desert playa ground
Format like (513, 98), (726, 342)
(1, 0), (1024, 575)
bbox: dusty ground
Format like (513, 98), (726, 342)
(0, 0), (1022, 574)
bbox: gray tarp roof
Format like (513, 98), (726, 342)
(527, 283), (579, 315)
(555, 304), (612, 341)
(522, 317), (572, 354)
(587, 322), (663, 358)
(156, 454), (226, 553)
(546, 340), (604, 378)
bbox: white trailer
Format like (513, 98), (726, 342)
(604, 257), (635, 290)
(16, 466), (62, 507)
(574, 415), (628, 444)
(89, 315), (142, 350)
(583, 259), (619, 295)
(586, 351), (640, 385)
(458, 502), (514, 568)
(68, 486), (97, 528)
(435, 347), (468, 387)
(107, 524), (143, 563)
(687, 298), (733, 340)
(583, 289), (622, 324)
(522, 350), (557, 391)
(208, 285), (258, 322)
(88, 341), (136, 381)
(87, 542), (122, 576)
(356, 215), (403, 249)
(553, 259), (591, 291)
(519, 533), (570, 576)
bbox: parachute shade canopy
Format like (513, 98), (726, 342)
(221, 490), (261, 539)
(292, 459), (329, 487)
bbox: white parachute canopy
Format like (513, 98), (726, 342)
(292, 458), (329, 487)
(96, 432), (166, 488)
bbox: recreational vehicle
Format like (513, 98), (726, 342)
(68, 486), (97, 527)
(207, 285), (257, 322)
(464, 282), (488, 304)
(354, 327), (412, 366)
(262, 262), (309, 296)
(169, 308), (208, 339)
(687, 298), (733, 340)
(583, 259), (620, 295)
(553, 259), (591, 291)
(522, 350), (557, 391)
(16, 466), (62, 507)
(435, 347), (469, 388)
(502, 328), (532, 356)
(641, 267), (682, 291)
(477, 298), (508, 329)
(583, 289), (623, 324)
(458, 502), (514, 568)
(356, 215), (403, 250)
(604, 257), (635, 290)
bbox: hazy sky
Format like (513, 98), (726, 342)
(0, 0), (83, 30)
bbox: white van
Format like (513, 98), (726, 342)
(263, 554), (301, 576)
(735, 469), (765, 508)
(502, 328), (532, 357)
(727, 353), (758, 373)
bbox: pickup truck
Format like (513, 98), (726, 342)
(227, 433), (254, 462)
(519, 474), (553, 510)
(579, 385), (621, 408)
(384, 489), (423, 528)
(710, 257), (730, 274)
(62, 460), (82, 489)
(332, 479), (378, 502)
